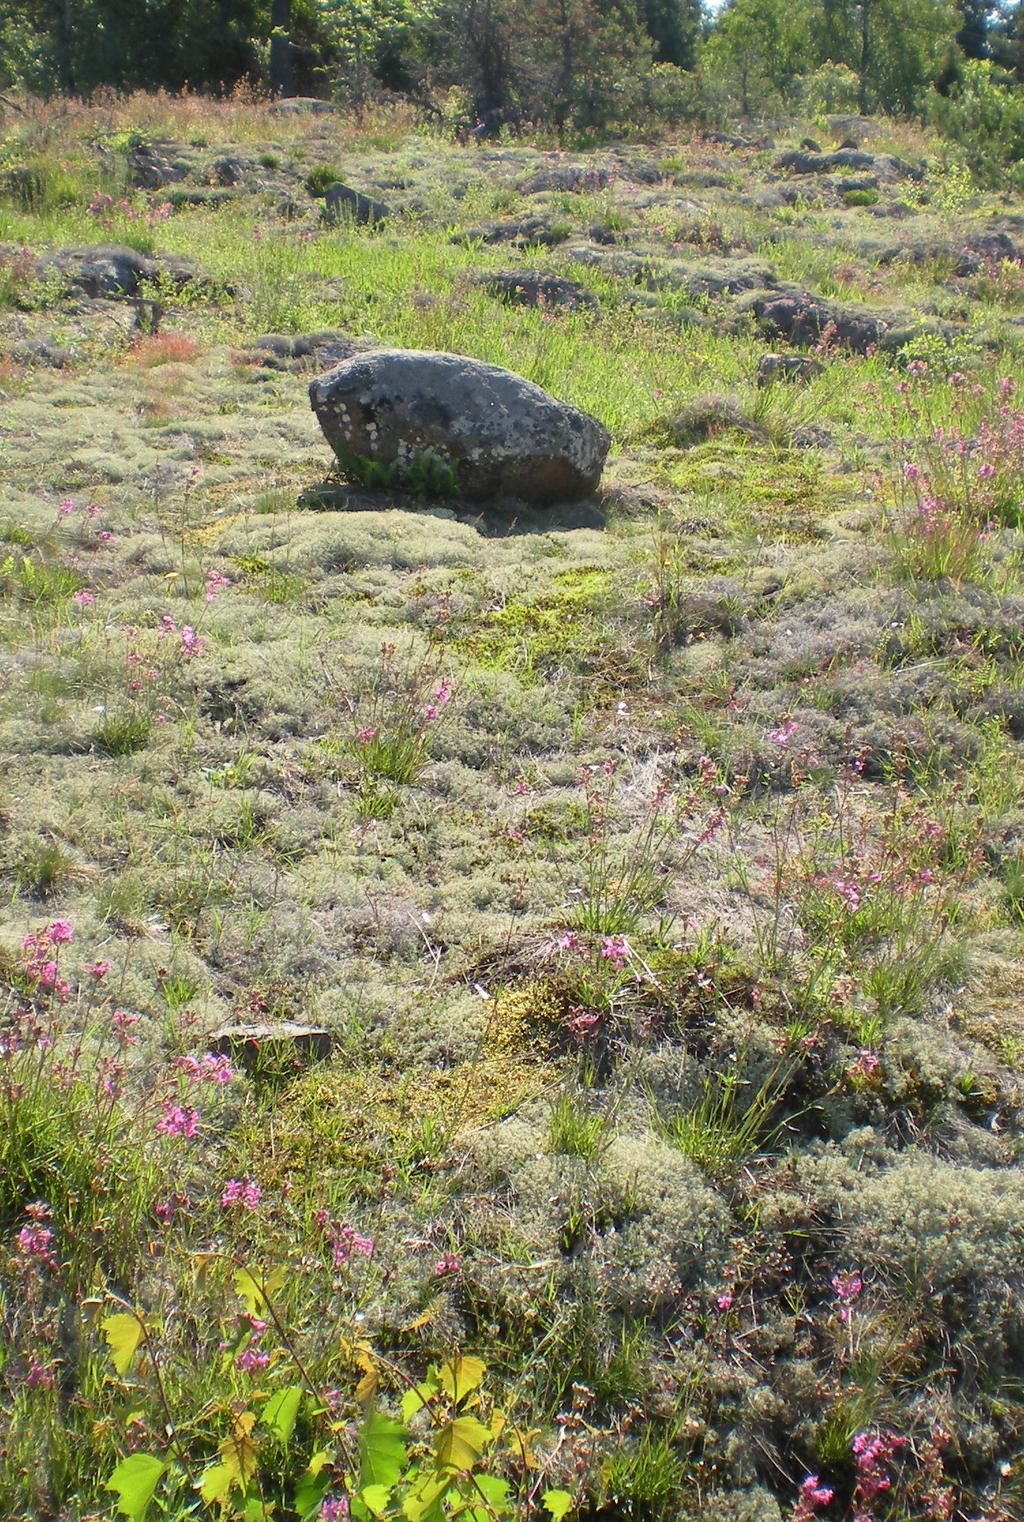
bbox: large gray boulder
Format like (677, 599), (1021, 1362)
(309, 349), (610, 504)
(323, 182), (391, 226)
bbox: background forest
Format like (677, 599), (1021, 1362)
(2, 0), (1024, 163)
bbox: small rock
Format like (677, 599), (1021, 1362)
(310, 347), (610, 504)
(207, 1022), (333, 1072)
(757, 353), (825, 386)
(212, 155), (246, 186)
(323, 182), (391, 226)
(270, 96), (336, 114)
(482, 269), (599, 313)
(521, 164), (610, 194)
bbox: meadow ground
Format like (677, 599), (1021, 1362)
(1, 92), (1024, 1522)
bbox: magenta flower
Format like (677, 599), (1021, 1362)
(769, 717), (797, 748)
(87, 959), (113, 979)
(58, 498), (75, 516)
(321, 1496), (350, 1521)
(600, 934), (629, 970)
(48, 920), (73, 944)
(715, 1291), (734, 1311)
(205, 568), (229, 602)
(235, 1345), (270, 1372)
(155, 1102), (200, 1138)
(180, 626), (205, 658)
(112, 1010), (140, 1045)
(434, 1252), (461, 1276)
(329, 1223), (374, 1266)
(356, 726), (377, 743)
(221, 1177), (262, 1210)
(72, 589), (96, 606)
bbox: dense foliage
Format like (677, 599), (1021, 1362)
(0, 0), (1023, 142)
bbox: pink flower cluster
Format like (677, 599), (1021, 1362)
(421, 676), (454, 725)
(15, 1218), (58, 1273)
(600, 934), (630, 969)
(234, 1314), (269, 1372)
(791, 1474), (833, 1522)
(155, 1101), (200, 1139)
(20, 921), (73, 999)
(314, 1211), (374, 1268)
(852, 1428), (906, 1519)
(174, 1052), (233, 1084)
(831, 1270), (863, 1323)
(205, 568), (229, 602)
(221, 1177), (262, 1210)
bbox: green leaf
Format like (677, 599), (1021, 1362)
(401, 1469), (450, 1522)
(105, 1453), (167, 1522)
(293, 1451), (332, 1519)
(234, 1264), (286, 1316)
(542, 1489), (573, 1521)
(400, 1378), (438, 1423)
(435, 1356), (486, 1404)
(359, 1410), (407, 1490)
(261, 1384), (302, 1443)
(474, 1473), (512, 1514)
(199, 1462), (236, 1507)
(101, 1313), (145, 1376)
(433, 1416), (493, 1472)
(360, 1482), (392, 1516)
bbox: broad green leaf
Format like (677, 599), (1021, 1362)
(401, 1469), (450, 1522)
(433, 1416), (493, 1472)
(101, 1313), (144, 1376)
(234, 1264), (286, 1316)
(360, 1482), (392, 1516)
(542, 1489), (573, 1521)
(435, 1356), (486, 1404)
(473, 1473), (512, 1514)
(293, 1451), (332, 1519)
(105, 1453), (166, 1522)
(400, 1378), (439, 1423)
(242, 1496), (276, 1521)
(359, 1410), (407, 1490)
(261, 1384), (302, 1443)
(198, 1462), (236, 1507)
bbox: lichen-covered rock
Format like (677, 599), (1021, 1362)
(481, 269), (599, 313)
(309, 348), (610, 503)
(323, 182), (391, 225)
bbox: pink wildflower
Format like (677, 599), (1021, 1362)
(435, 1252), (461, 1276)
(85, 503), (102, 518)
(321, 1497), (350, 1521)
(235, 1345), (270, 1372)
(159, 614), (176, 633)
(356, 726), (377, 743)
(15, 1222), (57, 1270)
(716, 1291), (734, 1311)
(849, 1049), (880, 1080)
(87, 959), (112, 979)
(96, 530), (114, 542)
(791, 1474), (834, 1521)
(329, 1223), (374, 1267)
(204, 568), (229, 602)
(48, 920), (73, 944)
(221, 1177), (262, 1210)
(72, 589), (96, 606)
(558, 929), (582, 953)
(600, 935), (629, 970)
(24, 1359), (57, 1390)
(155, 1102), (200, 1139)
(831, 1270), (863, 1322)
(567, 1007), (600, 1037)
(769, 717), (797, 748)
(180, 626), (205, 658)
(112, 1010), (140, 1045)
(58, 498), (75, 516)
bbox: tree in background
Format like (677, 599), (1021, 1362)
(641, 0), (701, 67)
(701, 0), (809, 114)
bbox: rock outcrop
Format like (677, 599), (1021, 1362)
(310, 348), (609, 503)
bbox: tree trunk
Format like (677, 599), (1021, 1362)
(858, 0), (870, 114)
(270, 0), (292, 98)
